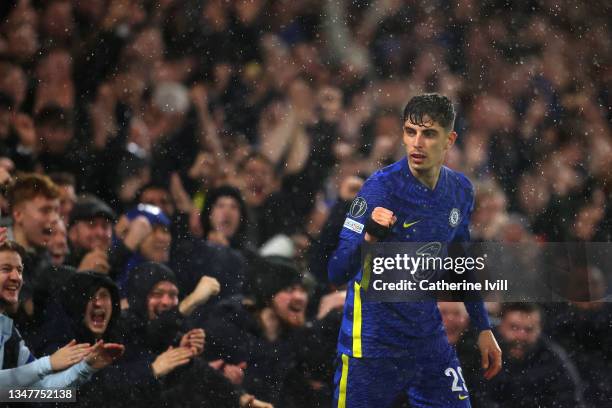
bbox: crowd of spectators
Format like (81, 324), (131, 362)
(0, 0), (610, 406)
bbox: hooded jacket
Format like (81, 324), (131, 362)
(204, 257), (306, 405)
(171, 237), (245, 322)
(33, 272), (121, 356)
(35, 272), (135, 408)
(470, 329), (584, 408)
(122, 262), (241, 408)
(122, 262), (185, 357)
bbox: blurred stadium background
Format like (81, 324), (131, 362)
(0, 0), (610, 407)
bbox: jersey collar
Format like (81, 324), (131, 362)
(402, 157), (448, 199)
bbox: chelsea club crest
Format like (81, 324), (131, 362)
(449, 208), (461, 227)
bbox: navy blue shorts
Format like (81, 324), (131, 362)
(333, 336), (471, 408)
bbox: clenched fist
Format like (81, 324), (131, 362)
(191, 276), (221, 303)
(364, 207), (397, 242)
(179, 276), (221, 316)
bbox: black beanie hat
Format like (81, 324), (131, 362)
(249, 256), (303, 308)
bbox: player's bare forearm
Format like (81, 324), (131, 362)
(478, 329), (502, 380)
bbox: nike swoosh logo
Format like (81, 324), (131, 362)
(458, 395), (469, 400)
(403, 220), (420, 228)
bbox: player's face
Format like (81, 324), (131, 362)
(271, 284), (308, 328)
(0, 251), (23, 308)
(498, 311), (541, 360)
(147, 281), (179, 320)
(83, 287), (113, 337)
(403, 116), (456, 173)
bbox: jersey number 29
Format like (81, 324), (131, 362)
(445, 366), (468, 392)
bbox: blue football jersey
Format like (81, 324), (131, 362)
(329, 157), (489, 358)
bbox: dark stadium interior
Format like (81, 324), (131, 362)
(0, 0), (610, 407)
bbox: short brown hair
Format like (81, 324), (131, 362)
(403, 93), (456, 131)
(6, 173), (61, 211)
(0, 240), (26, 260)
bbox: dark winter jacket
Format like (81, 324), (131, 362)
(478, 329), (584, 408)
(204, 297), (302, 405)
(279, 310), (342, 408)
(170, 238), (245, 320)
(36, 272), (141, 408)
(121, 262), (241, 408)
(13, 245), (76, 348)
(122, 262), (185, 357)
(545, 302), (612, 406)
